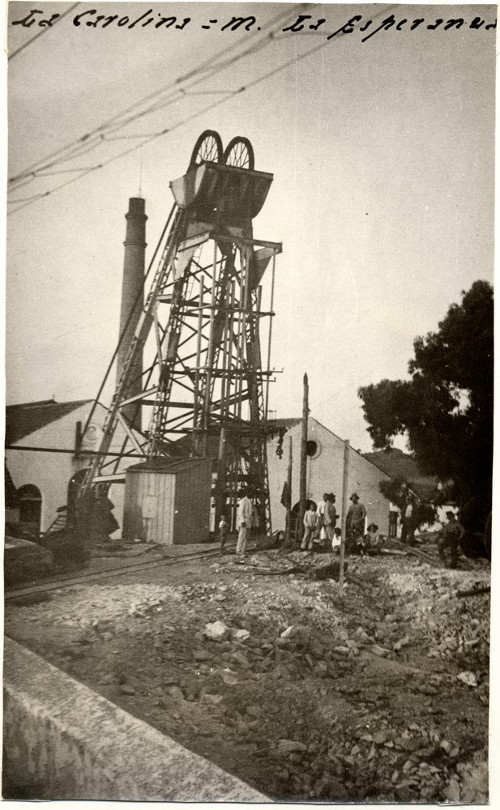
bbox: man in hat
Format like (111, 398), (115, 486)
(437, 511), (465, 569)
(346, 493), (367, 553)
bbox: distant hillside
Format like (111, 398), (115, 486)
(362, 448), (438, 499)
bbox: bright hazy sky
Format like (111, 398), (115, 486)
(6, 2), (495, 451)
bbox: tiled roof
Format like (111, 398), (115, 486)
(5, 399), (93, 446)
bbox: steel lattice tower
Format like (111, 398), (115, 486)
(81, 131), (281, 534)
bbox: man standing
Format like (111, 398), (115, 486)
(236, 489), (253, 556)
(346, 492), (366, 552)
(401, 495), (417, 545)
(323, 493), (337, 551)
(438, 511), (465, 569)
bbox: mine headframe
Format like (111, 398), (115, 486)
(80, 131), (281, 535)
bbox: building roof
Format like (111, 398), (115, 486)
(362, 448), (438, 499)
(270, 418), (302, 430)
(5, 398), (93, 446)
(270, 416), (391, 479)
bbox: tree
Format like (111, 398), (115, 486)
(358, 281), (493, 505)
(378, 477), (437, 527)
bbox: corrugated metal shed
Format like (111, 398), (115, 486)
(123, 457), (213, 545)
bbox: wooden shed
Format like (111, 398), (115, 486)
(123, 457), (213, 545)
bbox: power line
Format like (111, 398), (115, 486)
(8, 5), (307, 188)
(8, 6), (397, 216)
(8, 4), (80, 61)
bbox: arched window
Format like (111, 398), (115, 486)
(17, 484), (42, 534)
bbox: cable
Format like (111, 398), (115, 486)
(8, 4), (80, 61)
(8, 5), (308, 187)
(8, 5), (397, 217)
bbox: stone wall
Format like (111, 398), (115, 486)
(3, 637), (267, 801)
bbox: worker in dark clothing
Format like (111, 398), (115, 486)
(438, 511), (465, 569)
(346, 493), (366, 553)
(90, 486), (119, 545)
(401, 495), (417, 545)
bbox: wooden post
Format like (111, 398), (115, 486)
(285, 437), (293, 546)
(339, 439), (350, 588)
(215, 426), (226, 532)
(299, 373), (309, 548)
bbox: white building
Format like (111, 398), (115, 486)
(6, 404), (393, 540)
(5, 398), (132, 535)
(267, 417), (391, 535)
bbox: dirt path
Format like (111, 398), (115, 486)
(5, 549), (489, 802)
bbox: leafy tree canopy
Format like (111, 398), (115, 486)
(378, 477), (437, 527)
(358, 281), (493, 503)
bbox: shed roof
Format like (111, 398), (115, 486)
(126, 457), (213, 474)
(6, 398), (93, 445)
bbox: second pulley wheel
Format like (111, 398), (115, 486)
(223, 137), (255, 171)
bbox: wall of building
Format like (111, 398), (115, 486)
(267, 418), (391, 535)
(6, 403), (130, 534)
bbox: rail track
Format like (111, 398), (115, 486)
(5, 544), (231, 601)
(6, 537), (486, 603)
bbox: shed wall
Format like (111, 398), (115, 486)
(173, 461), (212, 544)
(123, 469), (175, 545)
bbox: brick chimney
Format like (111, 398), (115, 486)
(117, 197), (147, 431)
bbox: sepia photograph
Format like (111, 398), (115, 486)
(4, 1), (495, 803)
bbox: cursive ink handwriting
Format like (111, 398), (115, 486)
(11, 8), (497, 40)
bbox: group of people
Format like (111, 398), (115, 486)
(221, 487), (466, 568)
(301, 491), (383, 556)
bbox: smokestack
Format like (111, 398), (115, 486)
(117, 197), (147, 431)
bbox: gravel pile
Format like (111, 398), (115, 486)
(6, 549), (489, 802)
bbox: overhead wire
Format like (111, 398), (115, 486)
(8, 5), (309, 187)
(8, 5), (397, 216)
(8, 3), (80, 61)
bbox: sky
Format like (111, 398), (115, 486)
(6, 1), (496, 452)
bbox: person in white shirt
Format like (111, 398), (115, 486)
(236, 489), (253, 555)
(301, 502), (319, 551)
(314, 493), (328, 549)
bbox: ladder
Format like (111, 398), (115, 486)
(79, 204), (186, 496)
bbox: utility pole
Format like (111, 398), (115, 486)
(285, 437), (293, 546)
(339, 439), (350, 588)
(299, 373), (309, 547)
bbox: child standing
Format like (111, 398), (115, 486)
(332, 527), (342, 552)
(218, 515), (228, 552)
(301, 502), (318, 552)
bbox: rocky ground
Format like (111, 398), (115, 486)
(5, 543), (490, 802)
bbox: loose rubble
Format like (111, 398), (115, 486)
(5, 548), (489, 802)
